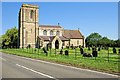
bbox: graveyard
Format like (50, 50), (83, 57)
(1, 47), (119, 75)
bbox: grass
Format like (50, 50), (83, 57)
(1, 48), (120, 75)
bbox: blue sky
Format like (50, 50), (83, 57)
(2, 2), (118, 40)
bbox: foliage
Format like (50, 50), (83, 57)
(85, 33), (102, 47)
(1, 27), (18, 48)
(85, 32), (120, 47)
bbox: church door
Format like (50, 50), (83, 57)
(55, 40), (59, 49)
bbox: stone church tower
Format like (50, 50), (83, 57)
(18, 4), (39, 48)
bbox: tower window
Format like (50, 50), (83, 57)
(56, 31), (60, 36)
(30, 10), (34, 19)
(77, 40), (79, 44)
(50, 30), (53, 35)
(43, 30), (47, 35)
(31, 29), (32, 33)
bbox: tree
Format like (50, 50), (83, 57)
(2, 27), (18, 48)
(99, 37), (111, 47)
(85, 33), (102, 47)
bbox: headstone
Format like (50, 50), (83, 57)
(113, 47), (116, 53)
(83, 53), (87, 57)
(118, 49), (120, 54)
(83, 53), (92, 57)
(43, 48), (48, 55)
(60, 49), (63, 55)
(65, 50), (69, 56)
(98, 47), (100, 51)
(80, 48), (83, 54)
(88, 53), (92, 57)
(92, 51), (98, 57)
(88, 46), (90, 51)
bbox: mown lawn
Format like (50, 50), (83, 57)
(1, 48), (119, 75)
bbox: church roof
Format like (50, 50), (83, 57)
(63, 30), (84, 39)
(39, 25), (62, 28)
(38, 36), (69, 41)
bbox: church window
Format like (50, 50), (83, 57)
(50, 30), (53, 35)
(30, 10), (34, 19)
(77, 40), (79, 44)
(56, 31), (60, 36)
(31, 29), (32, 33)
(62, 41), (65, 46)
(43, 30), (47, 35)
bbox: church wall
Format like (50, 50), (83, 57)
(70, 39), (84, 47)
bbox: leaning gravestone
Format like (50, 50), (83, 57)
(113, 47), (116, 53)
(42, 48), (48, 56)
(83, 53), (92, 57)
(65, 50), (69, 56)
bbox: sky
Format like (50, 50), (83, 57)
(1, 2), (118, 40)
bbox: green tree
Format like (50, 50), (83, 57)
(99, 37), (111, 47)
(85, 33), (102, 47)
(2, 27), (18, 48)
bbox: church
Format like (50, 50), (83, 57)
(18, 4), (85, 49)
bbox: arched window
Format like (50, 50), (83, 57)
(43, 30), (47, 35)
(50, 30), (53, 35)
(56, 31), (60, 36)
(30, 10), (34, 19)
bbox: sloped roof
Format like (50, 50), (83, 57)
(39, 25), (62, 28)
(38, 36), (69, 41)
(63, 30), (84, 39)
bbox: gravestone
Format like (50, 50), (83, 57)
(65, 50), (69, 56)
(98, 47), (101, 51)
(92, 51), (98, 57)
(118, 49), (120, 54)
(83, 53), (92, 57)
(80, 48), (83, 54)
(88, 46), (90, 51)
(60, 49), (63, 55)
(113, 47), (116, 53)
(42, 48), (48, 56)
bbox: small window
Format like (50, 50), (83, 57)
(50, 30), (53, 35)
(56, 31), (60, 36)
(62, 41), (65, 46)
(77, 40), (79, 44)
(31, 29), (32, 33)
(43, 30), (47, 35)
(30, 10), (34, 19)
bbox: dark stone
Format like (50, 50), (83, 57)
(34, 49), (36, 52)
(87, 53), (92, 57)
(92, 51), (98, 57)
(88, 47), (90, 50)
(80, 48), (84, 54)
(83, 53), (87, 57)
(113, 47), (116, 53)
(98, 47), (100, 51)
(43, 48), (48, 54)
(83, 53), (92, 57)
(65, 50), (69, 56)
(118, 49), (120, 54)
(60, 49), (63, 55)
